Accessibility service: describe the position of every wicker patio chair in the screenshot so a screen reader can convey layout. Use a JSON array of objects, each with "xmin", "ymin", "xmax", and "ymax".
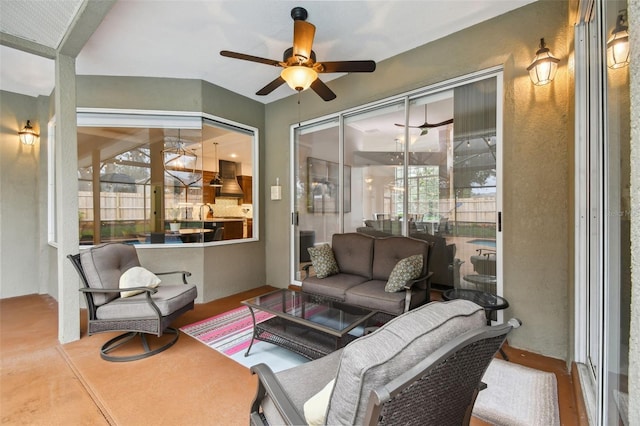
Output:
[
  {"xmin": 249, "ymin": 299, "xmax": 520, "ymax": 425},
  {"xmin": 68, "ymin": 243, "xmax": 197, "ymax": 362}
]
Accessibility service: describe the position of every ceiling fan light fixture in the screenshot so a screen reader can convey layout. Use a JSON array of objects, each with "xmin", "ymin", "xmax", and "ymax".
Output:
[{"xmin": 281, "ymin": 66, "xmax": 317, "ymax": 92}]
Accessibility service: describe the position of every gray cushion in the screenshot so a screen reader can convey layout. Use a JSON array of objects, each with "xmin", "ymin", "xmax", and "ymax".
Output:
[
  {"xmin": 95, "ymin": 284, "xmax": 197, "ymax": 320},
  {"xmin": 372, "ymin": 236, "xmax": 430, "ymax": 281},
  {"xmin": 344, "ymin": 280, "xmax": 406, "ymax": 315},
  {"xmin": 261, "ymin": 349, "xmax": 343, "ymax": 425},
  {"xmin": 302, "ymin": 273, "xmax": 369, "ymax": 300},
  {"xmin": 80, "ymin": 243, "xmax": 140, "ymax": 306},
  {"xmin": 332, "ymin": 233, "xmax": 374, "ymax": 279},
  {"xmin": 326, "ymin": 300, "xmax": 486, "ymax": 425}
]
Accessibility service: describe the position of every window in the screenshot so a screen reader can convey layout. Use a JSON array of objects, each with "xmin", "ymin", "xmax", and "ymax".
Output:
[{"xmin": 77, "ymin": 111, "xmax": 257, "ymax": 245}]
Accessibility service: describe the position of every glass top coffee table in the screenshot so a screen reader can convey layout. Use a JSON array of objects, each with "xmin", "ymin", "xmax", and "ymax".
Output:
[{"xmin": 242, "ymin": 289, "xmax": 377, "ymax": 360}]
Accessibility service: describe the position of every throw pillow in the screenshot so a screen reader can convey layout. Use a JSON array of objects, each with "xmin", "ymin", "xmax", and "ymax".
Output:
[
  {"xmin": 119, "ymin": 266, "xmax": 161, "ymax": 298},
  {"xmin": 303, "ymin": 379, "xmax": 335, "ymax": 426},
  {"xmin": 384, "ymin": 254, "xmax": 423, "ymax": 292},
  {"xmin": 307, "ymin": 244, "xmax": 339, "ymax": 278}
]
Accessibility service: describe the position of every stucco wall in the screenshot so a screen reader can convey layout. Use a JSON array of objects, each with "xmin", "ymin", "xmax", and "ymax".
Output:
[
  {"xmin": 264, "ymin": 0, "xmax": 572, "ymax": 359},
  {"xmin": 0, "ymin": 91, "xmax": 43, "ymax": 298},
  {"xmin": 627, "ymin": 0, "xmax": 639, "ymax": 423}
]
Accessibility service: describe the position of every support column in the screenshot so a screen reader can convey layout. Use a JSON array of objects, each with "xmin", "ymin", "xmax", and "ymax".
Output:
[{"xmin": 55, "ymin": 52, "xmax": 80, "ymax": 344}]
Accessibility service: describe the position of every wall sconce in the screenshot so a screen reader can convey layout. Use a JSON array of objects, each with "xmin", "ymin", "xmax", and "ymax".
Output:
[
  {"xmin": 607, "ymin": 10, "xmax": 630, "ymax": 69},
  {"xmin": 18, "ymin": 120, "xmax": 38, "ymax": 145},
  {"xmin": 527, "ymin": 38, "xmax": 559, "ymax": 86}
]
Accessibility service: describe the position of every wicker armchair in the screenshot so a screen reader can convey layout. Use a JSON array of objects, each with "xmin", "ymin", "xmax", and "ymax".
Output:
[
  {"xmin": 249, "ymin": 299, "xmax": 519, "ymax": 425},
  {"xmin": 68, "ymin": 243, "xmax": 197, "ymax": 362}
]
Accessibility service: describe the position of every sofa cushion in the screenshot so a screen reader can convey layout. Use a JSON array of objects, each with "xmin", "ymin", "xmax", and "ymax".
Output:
[
  {"xmin": 372, "ymin": 236, "xmax": 430, "ymax": 282},
  {"xmin": 384, "ymin": 254, "xmax": 423, "ymax": 292},
  {"xmin": 326, "ymin": 300, "xmax": 486, "ymax": 425},
  {"xmin": 332, "ymin": 233, "xmax": 374, "ymax": 279},
  {"xmin": 307, "ymin": 244, "xmax": 339, "ymax": 278},
  {"xmin": 345, "ymin": 280, "xmax": 406, "ymax": 314},
  {"xmin": 303, "ymin": 273, "xmax": 369, "ymax": 300},
  {"xmin": 80, "ymin": 243, "xmax": 141, "ymax": 306}
]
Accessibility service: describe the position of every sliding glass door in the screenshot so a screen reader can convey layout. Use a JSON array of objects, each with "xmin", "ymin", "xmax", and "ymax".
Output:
[{"xmin": 292, "ymin": 73, "xmax": 502, "ymax": 307}]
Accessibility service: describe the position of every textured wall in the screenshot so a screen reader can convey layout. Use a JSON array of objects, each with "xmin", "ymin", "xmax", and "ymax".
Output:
[
  {"xmin": 265, "ymin": 0, "xmax": 572, "ymax": 359},
  {"xmin": 627, "ymin": 0, "xmax": 639, "ymax": 423},
  {"xmin": 0, "ymin": 91, "xmax": 41, "ymax": 298}
]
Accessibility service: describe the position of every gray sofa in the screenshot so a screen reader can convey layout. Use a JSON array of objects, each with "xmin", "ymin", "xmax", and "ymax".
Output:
[
  {"xmin": 357, "ymin": 221, "xmax": 459, "ymax": 289},
  {"xmin": 302, "ymin": 233, "xmax": 432, "ymax": 316}
]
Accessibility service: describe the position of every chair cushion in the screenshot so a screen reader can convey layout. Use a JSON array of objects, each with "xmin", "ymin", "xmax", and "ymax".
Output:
[
  {"xmin": 119, "ymin": 266, "xmax": 161, "ymax": 298},
  {"xmin": 261, "ymin": 349, "xmax": 343, "ymax": 425},
  {"xmin": 95, "ymin": 284, "xmax": 197, "ymax": 320},
  {"xmin": 80, "ymin": 243, "xmax": 141, "ymax": 306},
  {"xmin": 307, "ymin": 244, "xmax": 339, "ymax": 278},
  {"xmin": 385, "ymin": 254, "xmax": 423, "ymax": 292},
  {"xmin": 326, "ymin": 300, "xmax": 486, "ymax": 425}
]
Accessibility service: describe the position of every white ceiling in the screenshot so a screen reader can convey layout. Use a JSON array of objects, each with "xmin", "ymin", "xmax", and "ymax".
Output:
[{"xmin": 1, "ymin": 0, "xmax": 537, "ymax": 103}]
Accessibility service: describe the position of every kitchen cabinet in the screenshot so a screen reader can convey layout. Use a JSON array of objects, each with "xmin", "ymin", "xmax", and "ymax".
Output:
[{"xmin": 238, "ymin": 176, "xmax": 252, "ymax": 204}]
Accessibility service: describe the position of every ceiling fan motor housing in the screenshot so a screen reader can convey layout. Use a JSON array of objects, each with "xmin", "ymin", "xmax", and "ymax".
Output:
[{"xmin": 291, "ymin": 7, "xmax": 308, "ymax": 21}]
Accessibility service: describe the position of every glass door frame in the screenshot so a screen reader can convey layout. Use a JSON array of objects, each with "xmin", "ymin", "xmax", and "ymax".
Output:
[{"xmin": 290, "ymin": 68, "xmax": 504, "ymax": 318}]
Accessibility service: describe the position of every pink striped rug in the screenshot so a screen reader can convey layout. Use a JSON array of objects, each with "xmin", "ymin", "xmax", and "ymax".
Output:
[{"xmin": 179, "ymin": 306, "xmax": 274, "ymax": 356}]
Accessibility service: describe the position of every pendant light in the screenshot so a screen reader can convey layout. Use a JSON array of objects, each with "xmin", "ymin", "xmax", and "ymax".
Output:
[{"xmin": 209, "ymin": 142, "xmax": 223, "ymax": 187}]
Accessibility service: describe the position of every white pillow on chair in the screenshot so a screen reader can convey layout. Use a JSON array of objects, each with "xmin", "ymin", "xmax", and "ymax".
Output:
[
  {"xmin": 303, "ymin": 379, "xmax": 335, "ymax": 426},
  {"xmin": 119, "ymin": 266, "xmax": 161, "ymax": 298}
]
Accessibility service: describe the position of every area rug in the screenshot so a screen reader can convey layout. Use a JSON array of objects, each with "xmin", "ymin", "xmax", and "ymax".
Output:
[
  {"xmin": 179, "ymin": 306, "xmax": 308, "ymax": 372},
  {"xmin": 473, "ymin": 358, "xmax": 561, "ymax": 426}
]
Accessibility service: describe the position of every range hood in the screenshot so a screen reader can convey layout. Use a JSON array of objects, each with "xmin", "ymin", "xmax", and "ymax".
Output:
[{"xmin": 218, "ymin": 160, "xmax": 244, "ymax": 198}]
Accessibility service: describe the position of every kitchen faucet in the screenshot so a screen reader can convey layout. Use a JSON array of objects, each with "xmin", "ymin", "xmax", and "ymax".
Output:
[{"xmin": 199, "ymin": 204, "xmax": 213, "ymax": 220}]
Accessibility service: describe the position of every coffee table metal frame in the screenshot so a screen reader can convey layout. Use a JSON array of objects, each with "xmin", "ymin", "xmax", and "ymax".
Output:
[{"xmin": 241, "ymin": 289, "xmax": 377, "ymax": 360}]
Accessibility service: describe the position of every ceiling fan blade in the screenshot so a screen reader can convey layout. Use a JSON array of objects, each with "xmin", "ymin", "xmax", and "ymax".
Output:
[
  {"xmin": 424, "ymin": 118, "xmax": 454, "ymax": 128},
  {"xmin": 318, "ymin": 60, "xmax": 376, "ymax": 73},
  {"xmin": 293, "ymin": 20, "xmax": 315, "ymax": 62},
  {"xmin": 310, "ymin": 79, "xmax": 336, "ymax": 101},
  {"xmin": 394, "ymin": 123, "xmax": 423, "ymax": 128},
  {"xmin": 220, "ymin": 50, "xmax": 282, "ymax": 67},
  {"xmin": 256, "ymin": 77, "xmax": 286, "ymax": 96},
  {"xmin": 394, "ymin": 118, "xmax": 454, "ymax": 129}
]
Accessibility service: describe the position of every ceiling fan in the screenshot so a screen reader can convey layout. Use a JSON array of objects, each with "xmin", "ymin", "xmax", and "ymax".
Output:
[
  {"xmin": 220, "ymin": 7, "xmax": 376, "ymax": 101},
  {"xmin": 394, "ymin": 105, "xmax": 454, "ymax": 136}
]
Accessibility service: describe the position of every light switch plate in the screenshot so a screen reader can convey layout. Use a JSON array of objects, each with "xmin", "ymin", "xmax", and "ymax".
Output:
[{"xmin": 271, "ymin": 185, "xmax": 282, "ymax": 200}]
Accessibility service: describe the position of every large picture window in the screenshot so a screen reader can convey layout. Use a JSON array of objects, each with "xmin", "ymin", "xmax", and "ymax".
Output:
[{"xmin": 77, "ymin": 111, "xmax": 257, "ymax": 245}]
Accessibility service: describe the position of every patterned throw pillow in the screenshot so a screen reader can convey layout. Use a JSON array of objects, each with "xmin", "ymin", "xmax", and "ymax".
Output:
[
  {"xmin": 384, "ymin": 255, "xmax": 423, "ymax": 292},
  {"xmin": 307, "ymin": 244, "xmax": 339, "ymax": 278}
]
